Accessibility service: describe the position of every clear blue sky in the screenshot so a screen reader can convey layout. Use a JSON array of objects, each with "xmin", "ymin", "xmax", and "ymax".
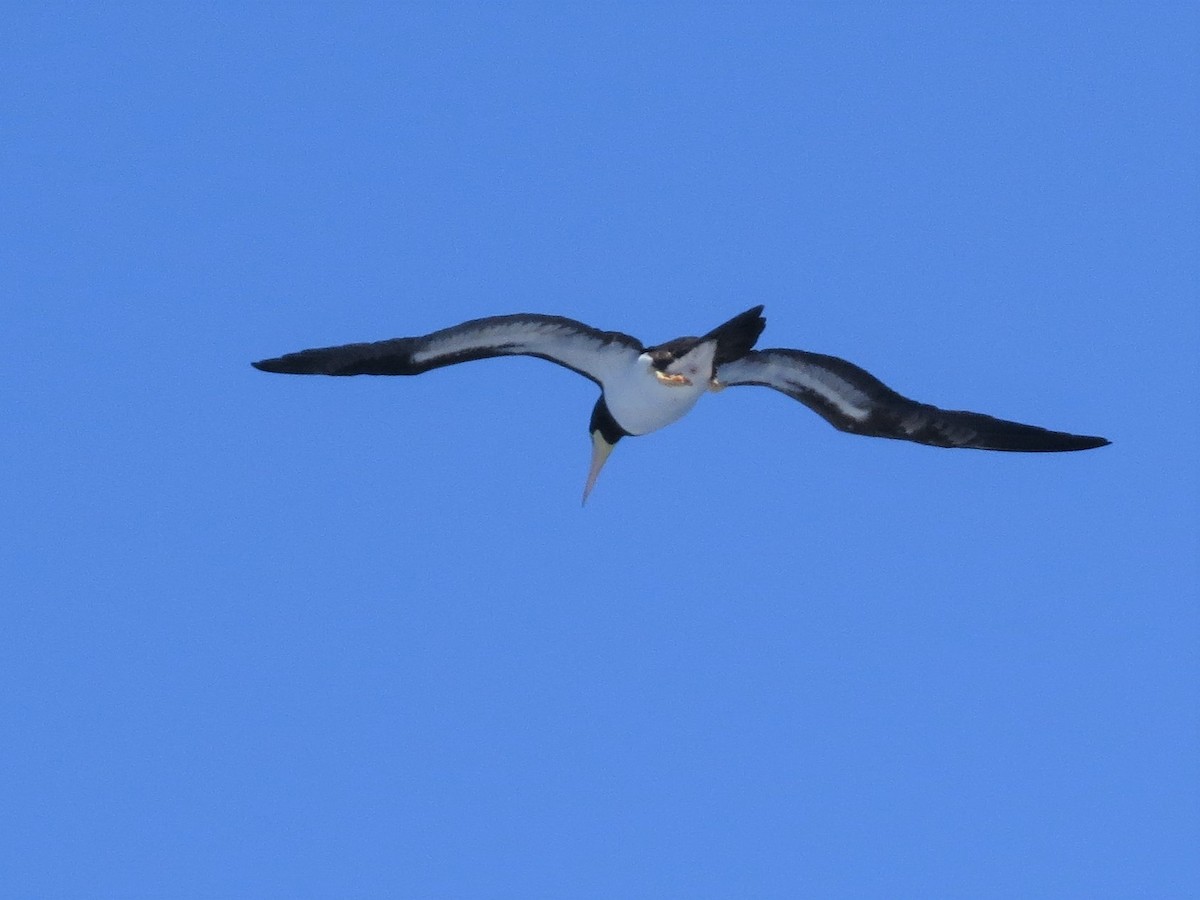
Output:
[{"xmin": 3, "ymin": 3, "xmax": 1197, "ymax": 897}]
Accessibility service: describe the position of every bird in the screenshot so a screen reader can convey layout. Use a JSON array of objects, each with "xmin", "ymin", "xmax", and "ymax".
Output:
[{"xmin": 251, "ymin": 306, "xmax": 1109, "ymax": 502}]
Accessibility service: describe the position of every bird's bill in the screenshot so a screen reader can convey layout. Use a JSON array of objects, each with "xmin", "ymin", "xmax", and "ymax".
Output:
[{"xmin": 582, "ymin": 430, "xmax": 616, "ymax": 505}]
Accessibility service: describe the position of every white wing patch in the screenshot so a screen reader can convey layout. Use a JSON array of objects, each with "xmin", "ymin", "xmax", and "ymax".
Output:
[
  {"xmin": 713, "ymin": 347, "xmax": 1107, "ymax": 452},
  {"xmin": 409, "ymin": 315, "xmax": 643, "ymax": 386},
  {"xmin": 722, "ymin": 352, "xmax": 872, "ymax": 422},
  {"xmin": 411, "ymin": 323, "xmax": 522, "ymax": 363}
]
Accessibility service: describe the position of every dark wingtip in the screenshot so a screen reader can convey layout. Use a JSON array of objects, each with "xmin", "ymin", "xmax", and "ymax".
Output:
[
  {"xmin": 1022, "ymin": 432, "xmax": 1111, "ymax": 452},
  {"xmin": 251, "ymin": 351, "xmax": 334, "ymax": 374}
]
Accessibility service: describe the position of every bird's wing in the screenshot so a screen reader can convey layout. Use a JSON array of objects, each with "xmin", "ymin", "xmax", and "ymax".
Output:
[
  {"xmin": 716, "ymin": 349, "xmax": 1109, "ymax": 451},
  {"xmin": 252, "ymin": 314, "xmax": 645, "ymax": 387}
]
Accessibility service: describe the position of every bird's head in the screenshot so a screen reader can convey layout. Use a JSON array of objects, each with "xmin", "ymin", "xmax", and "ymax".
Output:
[{"xmin": 583, "ymin": 398, "xmax": 629, "ymax": 504}]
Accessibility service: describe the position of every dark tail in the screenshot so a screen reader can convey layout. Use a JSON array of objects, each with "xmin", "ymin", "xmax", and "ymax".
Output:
[{"xmin": 705, "ymin": 305, "xmax": 767, "ymax": 367}]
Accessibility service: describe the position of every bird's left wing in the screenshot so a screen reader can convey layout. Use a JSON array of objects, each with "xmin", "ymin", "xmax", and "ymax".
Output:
[
  {"xmin": 716, "ymin": 349, "xmax": 1109, "ymax": 451},
  {"xmin": 252, "ymin": 314, "xmax": 644, "ymax": 387}
]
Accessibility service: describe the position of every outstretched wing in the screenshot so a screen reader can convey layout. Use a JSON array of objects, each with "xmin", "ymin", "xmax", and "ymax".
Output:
[
  {"xmin": 252, "ymin": 314, "xmax": 645, "ymax": 387},
  {"xmin": 716, "ymin": 349, "xmax": 1109, "ymax": 451}
]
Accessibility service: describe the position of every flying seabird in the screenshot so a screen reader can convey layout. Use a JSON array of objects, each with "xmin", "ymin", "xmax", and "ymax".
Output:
[{"xmin": 252, "ymin": 306, "xmax": 1109, "ymax": 502}]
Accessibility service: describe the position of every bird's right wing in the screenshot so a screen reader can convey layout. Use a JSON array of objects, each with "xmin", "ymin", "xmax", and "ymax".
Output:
[
  {"xmin": 716, "ymin": 348, "xmax": 1109, "ymax": 451},
  {"xmin": 252, "ymin": 314, "xmax": 645, "ymax": 387}
]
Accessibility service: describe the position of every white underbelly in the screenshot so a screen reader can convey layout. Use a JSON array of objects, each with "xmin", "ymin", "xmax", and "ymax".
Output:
[{"xmin": 603, "ymin": 369, "xmax": 708, "ymax": 436}]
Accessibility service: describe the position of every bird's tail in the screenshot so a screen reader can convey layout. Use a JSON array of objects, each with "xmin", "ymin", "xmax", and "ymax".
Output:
[{"xmin": 704, "ymin": 306, "xmax": 767, "ymax": 366}]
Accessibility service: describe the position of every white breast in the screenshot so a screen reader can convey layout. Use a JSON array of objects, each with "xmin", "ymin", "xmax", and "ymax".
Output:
[{"xmin": 602, "ymin": 342, "xmax": 716, "ymax": 436}]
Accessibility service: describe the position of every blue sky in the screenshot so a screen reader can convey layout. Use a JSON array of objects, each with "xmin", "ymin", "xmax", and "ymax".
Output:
[{"xmin": 3, "ymin": 3, "xmax": 1197, "ymax": 896}]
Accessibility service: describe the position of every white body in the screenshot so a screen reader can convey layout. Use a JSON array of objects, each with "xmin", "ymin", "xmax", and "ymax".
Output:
[{"xmin": 602, "ymin": 342, "xmax": 717, "ymax": 435}]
